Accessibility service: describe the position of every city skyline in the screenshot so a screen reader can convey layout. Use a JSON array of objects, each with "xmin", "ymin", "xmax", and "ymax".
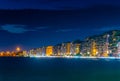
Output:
[{"xmin": 1, "ymin": 30, "xmax": 120, "ymax": 58}]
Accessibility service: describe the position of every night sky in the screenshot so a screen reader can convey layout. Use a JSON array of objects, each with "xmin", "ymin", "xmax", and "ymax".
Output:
[{"xmin": 0, "ymin": 0, "xmax": 120, "ymax": 51}]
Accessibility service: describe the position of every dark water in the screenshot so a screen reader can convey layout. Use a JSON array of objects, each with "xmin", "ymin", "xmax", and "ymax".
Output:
[{"xmin": 1, "ymin": 57, "xmax": 120, "ymax": 81}]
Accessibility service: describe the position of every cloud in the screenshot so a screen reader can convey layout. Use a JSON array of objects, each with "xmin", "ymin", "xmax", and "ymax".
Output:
[
  {"xmin": 1, "ymin": 24, "xmax": 34, "ymax": 33},
  {"xmin": 1, "ymin": 24, "xmax": 48, "ymax": 33},
  {"xmin": 56, "ymin": 28, "xmax": 80, "ymax": 32},
  {"xmin": 36, "ymin": 27, "xmax": 48, "ymax": 29}
]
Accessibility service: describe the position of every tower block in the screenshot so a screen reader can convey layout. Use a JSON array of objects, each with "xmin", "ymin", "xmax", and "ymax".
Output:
[{"xmin": 91, "ymin": 41, "xmax": 98, "ymax": 56}]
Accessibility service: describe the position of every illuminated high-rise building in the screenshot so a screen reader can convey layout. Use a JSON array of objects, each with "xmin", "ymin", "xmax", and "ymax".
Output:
[
  {"xmin": 66, "ymin": 43, "xmax": 71, "ymax": 55},
  {"xmin": 29, "ymin": 49, "xmax": 35, "ymax": 56},
  {"xmin": 61, "ymin": 43, "xmax": 66, "ymax": 56},
  {"xmin": 46, "ymin": 46, "xmax": 53, "ymax": 56},
  {"xmin": 41, "ymin": 47, "xmax": 46, "ymax": 56},
  {"xmin": 53, "ymin": 46, "xmax": 58, "ymax": 56},
  {"xmin": 117, "ymin": 42, "xmax": 120, "ymax": 56},
  {"xmin": 75, "ymin": 44, "xmax": 80, "ymax": 54},
  {"xmin": 91, "ymin": 41, "xmax": 98, "ymax": 56},
  {"xmin": 70, "ymin": 43, "xmax": 75, "ymax": 55},
  {"xmin": 57, "ymin": 46, "xmax": 61, "ymax": 55},
  {"xmin": 102, "ymin": 34, "xmax": 110, "ymax": 57},
  {"xmin": 36, "ymin": 48, "xmax": 42, "ymax": 56},
  {"xmin": 22, "ymin": 51, "xmax": 27, "ymax": 57}
]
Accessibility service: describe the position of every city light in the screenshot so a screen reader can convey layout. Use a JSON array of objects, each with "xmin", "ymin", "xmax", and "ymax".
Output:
[
  {"xmin": 0, "ymin": 30, "xmax": 120, "ymax": 58},
  {"xmin": 16, "ymin": 47, "xmax": 21, "ymax": 52}
]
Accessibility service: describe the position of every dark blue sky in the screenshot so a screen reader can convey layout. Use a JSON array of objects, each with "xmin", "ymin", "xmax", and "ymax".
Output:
[
  {"xmin": 0, "ymin": 0, "xmax": 120, "ymax": 51},
  {"xmin": 0, "ymin": 0, "xmax": 120, "ymax": 9}
]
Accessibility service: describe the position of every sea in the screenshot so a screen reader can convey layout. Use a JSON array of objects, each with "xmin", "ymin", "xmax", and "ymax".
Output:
[{"xmin": 1, "ymin": 57, "xmax": 120, "ymax": 81}]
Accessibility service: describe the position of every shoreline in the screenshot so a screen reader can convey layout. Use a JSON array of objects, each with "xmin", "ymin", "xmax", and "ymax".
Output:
[
  {"xmin": 14, "ymin": 56, "xmax": 120, "ymax": 59},
  {"xmin": 1, "ymin": 56, "xmax": 120, "ymax": 59}
]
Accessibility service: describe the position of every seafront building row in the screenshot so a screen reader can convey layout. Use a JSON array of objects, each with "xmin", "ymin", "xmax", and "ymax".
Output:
[
  {"xmin": 0, "ymin": 43, "xmax": 80, "ymax": 57},
  {"xmin": 0, "ymin": 30, "xmax": 120, "ymax": 57},
  {"xmin": 29, "ymin": 43, "xmax": 80, "ymax": 57}
]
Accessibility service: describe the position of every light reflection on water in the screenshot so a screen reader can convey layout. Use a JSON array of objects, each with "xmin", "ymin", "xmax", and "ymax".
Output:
[{"xmin": 1, "ymin": 57, "xmax": 120, "ymax": 81}]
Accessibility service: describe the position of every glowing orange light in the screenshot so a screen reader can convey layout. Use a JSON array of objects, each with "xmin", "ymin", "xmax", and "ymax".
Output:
[
  {"xmin": 16, "ymin": 47, "xmax": 21, "ymax": 52},
  {"xmin": 6, "ymin": 51, "xmax": 10, "ymax": 54}
]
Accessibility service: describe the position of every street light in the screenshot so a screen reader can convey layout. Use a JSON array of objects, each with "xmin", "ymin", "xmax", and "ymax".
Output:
[{"xmin": 16, "ymin": 47, "xmax": 21, "ymax": 52}]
